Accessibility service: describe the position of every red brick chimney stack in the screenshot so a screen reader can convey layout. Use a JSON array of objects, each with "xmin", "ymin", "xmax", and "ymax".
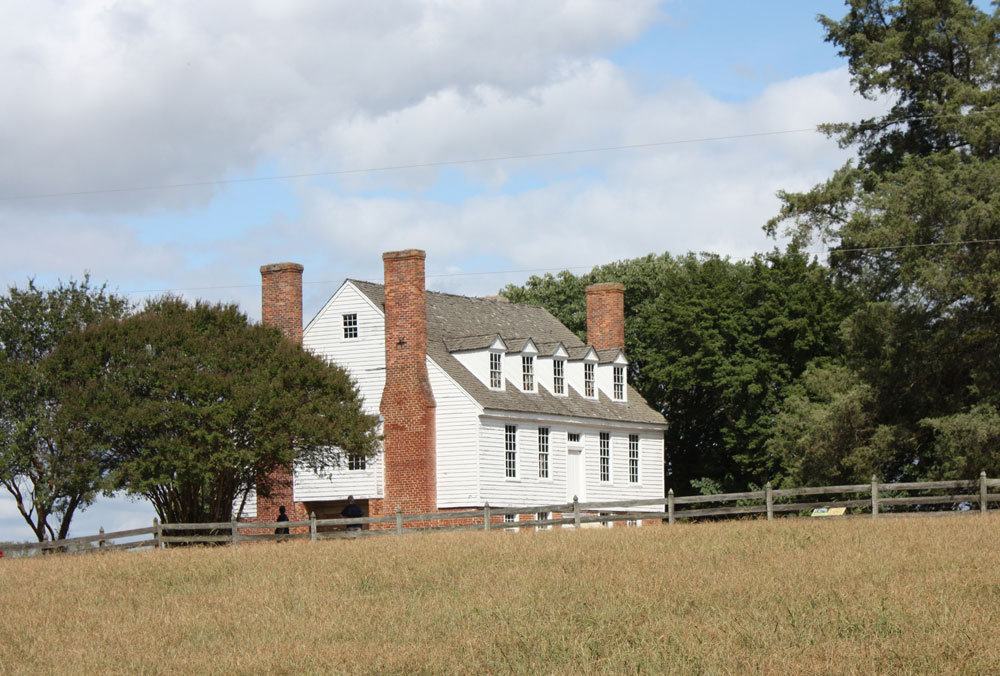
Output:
[
  {"xmin": 260, "ymin": 262, "xmax": 304, "ymax": 345},
  {"xmin": 585, "ymin": 282, "xmax": 626, "ymax": 351},
  {"xmin": 256, "ymin": 262, "xmax": 305, "ymax": 526},
  {"xmin": 378, "ymin": 249, "xmax": 437, "ymax": 516}
]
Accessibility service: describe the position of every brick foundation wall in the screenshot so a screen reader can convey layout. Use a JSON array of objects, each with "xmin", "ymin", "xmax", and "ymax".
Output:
[
  {"xmin": 585, "ymin": 282, "xmax": 625, "ymax": 351},
  {"xmin": 250, "ymin": 262, "xmax": 305, "ymax": 531},
  {"xmin": 376, "ymin": 249, "xmax": 437, "ymax": 519}
]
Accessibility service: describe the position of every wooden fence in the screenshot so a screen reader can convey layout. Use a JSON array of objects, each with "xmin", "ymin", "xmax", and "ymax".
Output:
[{"xmin": 3, "ymin": 472, "xmax": 998, "ymax": 555}]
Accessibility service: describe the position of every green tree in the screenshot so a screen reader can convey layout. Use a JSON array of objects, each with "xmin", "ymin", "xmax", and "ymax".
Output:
[
  {"xmin": 45, "ymin": 297, "xmax": 379, "ymax": 525},
  {"xmin": 0, "ymin": 278, "xmax": 130, "ymax": 541},
  {"xmin": 767, "ymin": 0, "xmax": 1000, "ymax": 482},
  {"xmin": 503, "ymin": 251, "xmax": 857, "ymax": 493}
]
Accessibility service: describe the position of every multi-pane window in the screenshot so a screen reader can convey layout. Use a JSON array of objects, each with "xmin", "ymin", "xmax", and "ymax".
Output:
[
  {"xmin": 567, "ymin": 432, "xmax": 581, "ymax": 444},
  {"xmin": 536, "ymin": 512, "xmax": 550, "ymax": 531},
  {"xmin": 503, "ymin": 513, "xmax": 516, "ymax": 525},
  {"xmin": 613, "ymin": 366, "xmax": 625, "ymax": 400},
  {"xmin": 599, "ymin": 432, "xmax": 610, "ymax": 482},
  {"xmin": 629, "ymin": 434, "xmax": 639, "ymax": 483},
  {"xmin": 342, "ymin": 313, "xmax": 358, "ymax": 339},
  {"xmin": 490, "ymin": 352, "xmax": 503, "ymax": 389},
  {"xmin": 505, "ymin": 425, "xmax": 517, "ymax": 478},
  {"xmin": 522, "ymin": 355, "xmax": 534, "ymax": 391},
  {"xmin": 537, "ymin": 428, "xmax": 549, "ymax": 478},
  {"xmin": 584, "ymin": 362, "xmax": 595, "ymax": 397},
  {"xmin": 553, "ymin": 359, "xmax": 565, "ymax": 394},
  {"xmin": 348, "ymin": 453, "xmax": 366, "ymax": 471}
]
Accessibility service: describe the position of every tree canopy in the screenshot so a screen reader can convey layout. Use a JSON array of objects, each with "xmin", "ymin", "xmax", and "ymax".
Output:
[
  {"xmin": 46, "ymin": 297, "xmax": 379, "ymax": 525},
  {"xmin": 766, "ymin": 0, "xmax": 1000, "ymax": 483},
  {"xmin": 0, "ymin": 278, "xmax": 130, "ymax": 541}
]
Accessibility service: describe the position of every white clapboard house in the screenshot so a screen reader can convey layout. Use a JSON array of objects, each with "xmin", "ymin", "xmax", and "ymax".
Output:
[{"xmin": 246, "ymin": 250, "xmax": 666, "ymax": 526}]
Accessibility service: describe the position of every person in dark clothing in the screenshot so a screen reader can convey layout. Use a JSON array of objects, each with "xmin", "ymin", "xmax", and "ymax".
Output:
[
  {"xmin": 341, "ymin": 496, "xmax": 363, "ymax": 531},
  {"xmin": 275, "ymin": 505, "xmax": 290, "ymax": 536}
]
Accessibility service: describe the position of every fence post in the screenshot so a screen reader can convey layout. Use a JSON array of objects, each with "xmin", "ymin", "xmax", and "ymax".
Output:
[
  {"xmin": 310, "ymin": 512, "xmax": 317, "ymax": 541},
  {"xmin": 154, "ymin": 518, "xmax": 162, "ymax": 549},
  {"xmin": 231, "ymin": 519, "xmax": 238, "ymax": 546},
  {"xmin": 395, "ymin": 506, "xmax": 403, "ymax": 535},
  {"xmin": 573, "ymin": 495, "xmax": 581, "ymax": 529},
  {"xmin": 98, "ymin": 527, "xmax": 105, "ymax": 549},
  {"xmin": 981, "ymin": 471, "xmax": 988, "ymax": 514},
  {"xmin": 871, "ymin": 475, "xmax": 879, "ymax": 519},
  {"xmin": 765, "ymin": 482, "xmax": 773, "ymax": 522},
  {"xmin": 667, "ymin": 489, "xmax": 675, "ymax": 525},
  {"xmin": 483, "ymin": 502, "xmax": 491, "ymax": 532}
]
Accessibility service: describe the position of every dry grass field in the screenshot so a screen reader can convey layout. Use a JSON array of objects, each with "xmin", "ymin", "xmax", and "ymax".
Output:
[{"xmin": 2, "ymin": 515, "xmax": 998, "ymax": 676}]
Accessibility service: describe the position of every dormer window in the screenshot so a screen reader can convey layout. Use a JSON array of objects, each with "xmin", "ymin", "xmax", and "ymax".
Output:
[
  {"xmin": 584, "ymin": 362, "xmax": 595, "ymax": 398},
  {"xmin": 342, "ymin": 313, "xmax": 358, "ymax": 339},
  {"xmin": 553, "ymin": 359, "xmax": 565, "ymax": 395},
  {"xmin": 522, "ymin": 355, "xmax": 534, "ymax": 391},
  {"xmin": 490, "ymin": 351, "xmax": 503, "ymax": 389},
  {"xmin": 613, "ymin": 366, "xmax": 624, "ymax": 400}
]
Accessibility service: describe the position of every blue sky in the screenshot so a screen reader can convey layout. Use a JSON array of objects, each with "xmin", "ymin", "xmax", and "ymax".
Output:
[{"xmin": 0, "ymin": 0, "xmax": 898, "ymax": 541}]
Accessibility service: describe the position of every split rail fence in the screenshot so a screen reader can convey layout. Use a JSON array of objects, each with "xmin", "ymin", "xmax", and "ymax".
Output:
[{"xmin": 3, "ymin": 472, "xmax": 998, "ymax": 555}]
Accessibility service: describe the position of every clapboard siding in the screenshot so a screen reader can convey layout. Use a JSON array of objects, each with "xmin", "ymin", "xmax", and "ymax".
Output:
[
  {"xmin": 428, "ymin": 358, "xmax": 483, "ymax": 507},
  {"xmin": 293, "ymin": 282, "xmax": 387, "ymax": 501},
  {"xmin": 479, "ymin": 420, "xmax": 663, "ymax": 510},
  {"xmin": 303, "ymin": 282, "xmax": 386, "ymax": 417},
  {"xmin": 582, "ymin": 430, "xmax": 664, "ymax": 511}
]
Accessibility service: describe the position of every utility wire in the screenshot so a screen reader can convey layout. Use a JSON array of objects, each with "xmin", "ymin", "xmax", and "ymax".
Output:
[
  {"xmin": 120, "ymin": 238, "xmax": 1000, "ymax": 295},
  {"xmin": 3, "ymin": 107, "xmax": 996, "ymax": 203},
  {"xmin": 0, "ymin": 128, "xmax": 815, "ymax": 202}
]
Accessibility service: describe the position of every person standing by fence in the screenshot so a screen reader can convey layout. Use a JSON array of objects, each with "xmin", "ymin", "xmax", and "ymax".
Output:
[
  {"xmin": 341, "ymin": 496, "xmax": 363, "ymax": 531},
  {"xmin": 275, "ymin": 506, "xmax": 290, "ymax": 537}
]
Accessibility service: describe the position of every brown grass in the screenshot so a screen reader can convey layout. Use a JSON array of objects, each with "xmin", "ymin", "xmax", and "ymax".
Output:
[{"xmin": 1, "ymin": 515, "xmax": 999, "ymax": 675}]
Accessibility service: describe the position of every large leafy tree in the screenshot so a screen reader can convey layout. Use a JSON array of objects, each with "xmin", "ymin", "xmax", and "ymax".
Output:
[
  {"xmin": 503, "ymin": 251, "xmax": 857, "ymax": 493},
  {"xmin": 766, "ymin": 0, "xmax": 1000, "ymax": 483},
  {"xmin": 0, "ymin": 278, "xmax": 130, "ymax": 541},
  {"xmin": 45, "ymin": 297, "xmax": 379, "ymax": 524}
]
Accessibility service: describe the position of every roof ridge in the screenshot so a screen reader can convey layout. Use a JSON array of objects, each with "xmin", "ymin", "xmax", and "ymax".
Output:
[{"xmin": 346, "ymin": 278, "xmax": 547, "ymax": 310}]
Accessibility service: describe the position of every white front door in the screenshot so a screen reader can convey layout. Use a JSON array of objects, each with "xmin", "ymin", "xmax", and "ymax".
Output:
[{"xmin": 566, "ymin": 448, "xmax": 583, "ymax": 502}]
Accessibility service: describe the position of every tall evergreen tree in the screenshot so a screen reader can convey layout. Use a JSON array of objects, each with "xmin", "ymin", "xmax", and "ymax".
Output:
[{"xmin": 767, "ymin": 0, "xmax": 1000, "ymax": 482}]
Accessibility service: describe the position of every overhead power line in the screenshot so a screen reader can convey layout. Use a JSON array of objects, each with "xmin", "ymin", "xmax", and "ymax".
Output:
[
  {"xmin": 120, "ymin": 238, "xmax": 1000, "ymax": 296},
  {"xmin": 1, "ymin": 128, "xmax": 816, "ymax": 203},
  {"xmin": 3, "ymin": 107, "xmax": 996, "ymax": 203}
]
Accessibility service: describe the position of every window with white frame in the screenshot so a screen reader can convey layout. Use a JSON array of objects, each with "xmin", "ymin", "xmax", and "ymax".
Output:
[
  {"xmin": 629, "ymin": 434, "xmax": 639, "ymax": 483},
  {"xmin": 505, "ymin": 425, "xmax": 517, "ymax": 478},
  {"xmin": 553, "ymin": 359, "xmax": 565, "ymax": 394},
  {"xmin": 584, "ymin": 362, "xmax": 596, "ymax": 397},
  {"xmin": 522, "ymin": 355, "xmax": 534, "ymax": 391},
  {"xmin": 613, "ymin": 366, "xmax": 625, "ymax": 400},
  {"xmin": 599, "ymin": 432, "xmax": 610, "ymax": 482},
  {"xmin": 567, "ymin": 432, "xmax": 581, "ymax": 444},
  {"xmin": 537, "ymin": 428, "xmax": 549, "ymax": 479},
  {"xmin": 536, "ymin": 511, "xmax": 550, "ymax": 531},
  {"xmin": 503, "ymin": 513, "xmax": 516, "ymax": 525},
  {"xmin": 342, "ymin": 313, "xmax": 358, "ymax": 339},
  {"xmin": 490, "ymin": 352, "xmax": 503, "ymax": 389},
  {"xmin": 348, "ymin": 453, "xmax": 366, "ymax": 471}
]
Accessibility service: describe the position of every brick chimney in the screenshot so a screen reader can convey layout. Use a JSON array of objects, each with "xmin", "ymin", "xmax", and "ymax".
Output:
[
  {"xmin": 260, "ymin": 262, "xmax": 304, "ymax": 344},
  {"xmin": 585, "ymin": 282, "xmax": 626, "ymax": 351},
  {"xmin": 378, "ymin": 249, "xmax": 437, "ymax": 516},
  {"xmin": 255, "ymin": 262, "xmax": 305, "ymax": 526}
]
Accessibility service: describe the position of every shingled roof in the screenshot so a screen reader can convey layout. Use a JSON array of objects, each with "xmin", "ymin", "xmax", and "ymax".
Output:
[{"xmin": 349, "ymin": 280, "xmax": 666, "ymax": 426}]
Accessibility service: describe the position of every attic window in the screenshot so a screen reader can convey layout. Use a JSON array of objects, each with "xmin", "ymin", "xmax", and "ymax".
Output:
[
  {"xmin": 342, "ymin": 313, "xmax": 358, "ymax": 339},
  {"xmin": 553, "ymin": 359, "xmax": 565, "ymax": 395},
  {"xmin": 522, "ymin": 355, "xmax": 534, "ymax": 391},
  {"xmin": 584, "ymin": 363, "xmax": 595, "ymax": 398},
  {"xmin": 613, "ymin": 366, "xmax": 625, "ymax": 401},
  {"xmin": 490, "ymin": 352, "xmax": 503, "ymax": 389}
]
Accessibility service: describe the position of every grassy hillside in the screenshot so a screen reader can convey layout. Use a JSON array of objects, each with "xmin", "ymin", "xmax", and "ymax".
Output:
[{"xmin": 2, "ymin": 516, "xmax": 998, "ymax": 675}]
